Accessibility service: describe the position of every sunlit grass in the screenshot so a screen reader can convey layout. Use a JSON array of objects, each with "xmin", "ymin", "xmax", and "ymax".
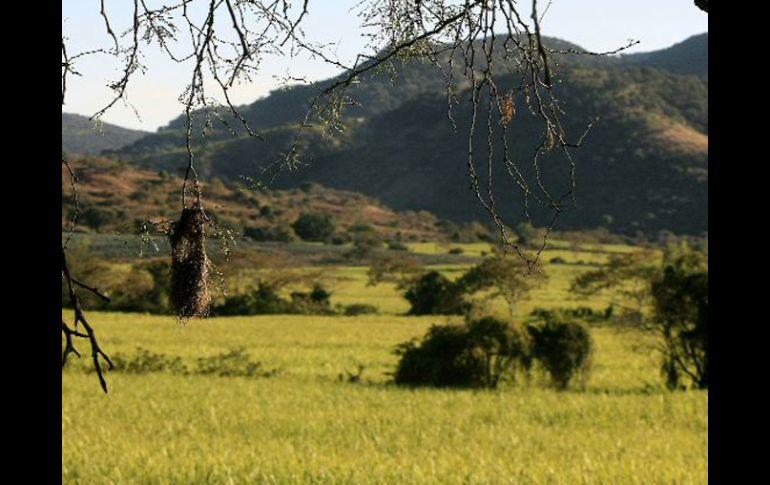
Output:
[{"xmin": 62, "ymin": 241, "xmax": 705, "ymax": 483}]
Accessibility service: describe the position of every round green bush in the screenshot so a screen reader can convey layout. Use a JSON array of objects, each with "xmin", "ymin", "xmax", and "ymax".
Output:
[
  {"xmin": 394, "ymin": 317, "xmax": 528, "ymax": 388},
  {"xmin": 527, "ymin": 318, "xmax": 593, "ymax": 389}
]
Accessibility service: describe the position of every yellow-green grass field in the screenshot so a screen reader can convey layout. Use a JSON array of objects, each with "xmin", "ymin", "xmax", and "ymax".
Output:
[{"xmin": 62, "ymin": 243, "xmax": 706, "ymax": 483}]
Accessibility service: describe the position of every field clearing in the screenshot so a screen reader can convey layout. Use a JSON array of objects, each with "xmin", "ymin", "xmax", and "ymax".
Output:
[
  {"xmin": 63, "ymin": 312, "xmax": 707, "ymax": 483},
  {"xmin": 62, "ymin": 241, "xmax": 704, "ymax": 483},
  {"xmin": 235, "ymin": 261, "xmax": 618, "ymax": 319},
  {"xmin": 224, "ymin": 241, "xmax": 626, "ymax": 318}
]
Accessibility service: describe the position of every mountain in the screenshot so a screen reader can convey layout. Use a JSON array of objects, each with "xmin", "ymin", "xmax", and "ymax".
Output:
[
  {"xmin": 62, "ymin": 113, "xmax": 150, "ymax": 155},
  {"xmin": 622, "ymin": 33, "xmax": 708, "ymax": 78},
  {"xmin": 97, "ymin": 34, "xmax": 707, "ymax": 236}
]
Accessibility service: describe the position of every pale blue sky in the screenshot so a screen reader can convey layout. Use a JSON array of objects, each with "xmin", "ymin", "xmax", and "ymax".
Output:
[{"xmin": 62, "ymin": 1, "xmax": 707, "ymax": 131}]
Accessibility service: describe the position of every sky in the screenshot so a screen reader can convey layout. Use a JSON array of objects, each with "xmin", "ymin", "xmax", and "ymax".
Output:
[{"xmin": 62, "ymin": 1, "xmax": 708, "ymax": 131}]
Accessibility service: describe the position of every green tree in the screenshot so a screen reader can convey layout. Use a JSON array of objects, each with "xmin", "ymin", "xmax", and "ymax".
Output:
[
  {"xmin": 571, "ymin": 242, "xmax": 707, "ymax": 389},
  {"xmin": 651, "ymin": 248, "xmax": 708, "ymax": 389},
  {"xmin": 367, "ymin": 254, "xmax": 425, "ymax": 290},
  {"xmin": 515, "ymin": 222, "xmax": 539, "ymax": 247},
  {"xmin": 458, "ymin": 252, "xmax": 547, "ymax": 322},
  {"xmin": 404, "ymin": 271, "xmax": 468, "ymax": 316},
  {"xmin": 292, "ymin": 212, "xmax": 336, "ymax": 242},
  {"xmin": 570, "ymin": 250, "xmax": 660, "ymax": 325},
  {"xmin": 393, "ymin": 317, "xmax": 529, "ymax": 389},
  {"xmin": 527, "ymin": 315, "xmax": 593, "ymax": 390}
]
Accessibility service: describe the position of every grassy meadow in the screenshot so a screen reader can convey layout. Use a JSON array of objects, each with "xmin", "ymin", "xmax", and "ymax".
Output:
[{"xmin": 62, "ymin": 242, "xmax": 707, "ymax": 483}]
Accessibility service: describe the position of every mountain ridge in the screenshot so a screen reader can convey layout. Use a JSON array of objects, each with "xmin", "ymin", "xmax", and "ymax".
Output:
[
  {"xmin": 65, "ymin": 34, "xmax": 708, "ymax": 236},
  {"xmin": 62, "ymin": 113, "xmax": 150, "ymax": 155}
]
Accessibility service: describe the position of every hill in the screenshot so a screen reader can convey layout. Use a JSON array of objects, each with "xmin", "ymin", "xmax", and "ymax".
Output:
[
  {"xmin": 62, "ymin": 113, "xmax": 150, "ymax": 155},
  {"xmin": 61, "ymin": 155, "xmax": 455, "ymax": 242},
  {"xmin": 621, "ymin": 33, "xmax": 708, "ymax": 78},
  {"xmin": 96, "ymin": 34, "xmax": 707, "ymax": 236}
]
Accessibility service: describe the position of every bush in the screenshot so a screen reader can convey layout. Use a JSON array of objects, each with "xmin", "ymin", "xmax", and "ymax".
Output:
[
  {"xmin": 214, "ymin": 281, "xmax": 294, "ymax": 315},
  {"xmin": 527, "ymin": 317, "xmax": 593, "ymax": 389},
  {"xmin": 448, "ymin": 247, "xmax": 464, "ymax": 255},
  {"xmin": 343, "ymin": 304, "xmax": 379, "ymax": 316},
  {"xmin": 387, "ymin": 241, "xmax": 409, "ymax": 251},
  {"xmin": 348, "ymin": 223, "xmax": 375, "ymax": 233},
  {"xmin": 393, "ymin": 317, "xmax": 528, "ymax": 388},
  {"xmin": 290, "ymin": 284, "xmax": 334, "ymax": 314},
  {"xmin": 404, "ymin": 271, "xmax": 468, "ymax": 315},
  {"xmin": 243, "ymin": 224, "xmax": 297, "ymax": 242},
  {"xmin": 530, "ymin": 307, "xmax": 608, "ymax": 325},
  {"xmin": 110, "ymin": 347, "xmax": 187, "ymax": 374},
  {"xmin": 330, "ymin": 233, "xmax": 351, "ymax": 245},
  {"xmin": 259, "ymin": 205, "xmax": 274, "ymax": 218},
  {"xmin": 109, "ymin": 347, "xmax": 278, "ymax": 378},
  {"xmin": 292, "ymin": 212, "xmax": 336, "ymax": 242},
  {"xmin": 79, "ymin": 206, "xmax": 121, "ymax": 230},
  {"xmin": 195, "ymin": 348, "xmax": 277, "ymax": 378},
  {"xmin": 214, "ymin": 282, "xmax": 335, "ymax": 316}
]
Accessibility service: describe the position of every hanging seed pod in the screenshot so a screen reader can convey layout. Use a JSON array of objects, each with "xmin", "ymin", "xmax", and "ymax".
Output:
[
  {"xmin": 502, "ymin": 95, "xmax": 515, "ymax": 126},
  {"xmin": 169, "ymin": 206, "xmax": 211, "ymax": 319}
]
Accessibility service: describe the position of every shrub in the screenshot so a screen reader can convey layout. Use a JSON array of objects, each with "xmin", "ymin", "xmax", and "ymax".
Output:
[
  {"xmin": 79, "ymin": 206, "xmax": 117, "ymax": 230},
  {"xmin": 530, "ymin": 307, "xmax": 608, "ymax": 325},
  {"xmin": 516, "ymin": 222, "xmax": 545, "ymax": 246},
  {"xmin": 110, "ymin": 347, "xmax": 187, "ymax": 374},
  {"xmin": 387, "ymin": 241, "xmax": 409, "ymax": 251},
  {"xmin": 259, "ymin": 205, "xmax": 274, "ymax": 218},
  {"xmin": 109, "ymin": 347, "xmax": 278, "ymax": 378},
  {"xmin": 243, "ymin": 224, "xmax": 297, "ymax": 242},
  {"xmin": 448, "ymin": 247, "xmax": 464, "ymax": 255},
  {"xmin": 214, "ymin": 281, "xmax": 294, "ymax": 315},
  {"xmin": 214, "ymin": 282, "xmax": 335, "ymax": 316},
  {"xmin": 195, "ymin": 348, "xmax": 277, "ymax": 378},
  {"xmin": 404, "ymin": 271, "xmax": 468, "ymax": 315},
  {"xmin": 343, "ymin": 304, "xmax": 379, "ymax": 316},
  {"xmin": 527, "ymin": 317, "xmax": 593, "ymax": 390},
  {"xmin": 292, "ymin": 212, "xmax": 336, "ymax": 242},
  {"xmin": 348, "ymin": 223, "xmax": 375, "ymax": 233},
  {"xmin": 393, "ymin": 317, "xmax": 528, "ymax": 388},
  {"xmin": 330, "ymin": 233, "xmax": 351, "ymax": 245},
  {"xmin": 290, "ymin": 284, "xmax": 334, "ymax": 314},
  {"xmin": 347, "ymin": 232, "xmax": 384, "ymax": 259},
  {"xmin": 394, "ymin": 324, "xmax": 475, "ymax": 387}
]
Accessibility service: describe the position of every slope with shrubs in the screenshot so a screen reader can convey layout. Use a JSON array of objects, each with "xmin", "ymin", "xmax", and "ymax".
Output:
[{"xmin": 61, "ymin": 154, "xmax": 446, "ymax": 242}]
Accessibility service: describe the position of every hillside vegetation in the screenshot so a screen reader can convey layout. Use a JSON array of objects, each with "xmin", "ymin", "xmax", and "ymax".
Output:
[
  {"xmin": 103, "ymin": 34, "xmax": 708, "ymax": 236},
  {"xmin": 61, "ymin": 155, "xmax": 446, "ymax": 242}
]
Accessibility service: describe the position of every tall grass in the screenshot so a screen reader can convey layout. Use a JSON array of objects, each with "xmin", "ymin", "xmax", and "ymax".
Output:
[{"xmin": 62, "ymin": 242, "xmax": 704, "ymax": 483}]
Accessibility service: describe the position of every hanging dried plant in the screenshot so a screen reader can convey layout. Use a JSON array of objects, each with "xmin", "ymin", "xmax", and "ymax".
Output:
[{"xmin": 169, "ymin": 205, "xmax": 211, "ymax": 319}]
